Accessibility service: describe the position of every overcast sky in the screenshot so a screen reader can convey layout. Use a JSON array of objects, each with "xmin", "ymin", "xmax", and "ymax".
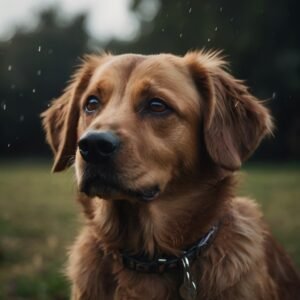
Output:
[{"xmin": 0, "ymin": 0, "xmax": 141, "ymax": 41}]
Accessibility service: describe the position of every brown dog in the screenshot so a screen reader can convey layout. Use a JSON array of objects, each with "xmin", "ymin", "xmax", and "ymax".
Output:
[{"xmin": 42, "ymin": 51, "xmax": 300, "ymax": 300}]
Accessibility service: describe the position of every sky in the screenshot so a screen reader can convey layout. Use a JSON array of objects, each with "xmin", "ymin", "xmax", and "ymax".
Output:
[{"xmin": 0, "ymin": 0, "xmax": 141, "ymax": 41}]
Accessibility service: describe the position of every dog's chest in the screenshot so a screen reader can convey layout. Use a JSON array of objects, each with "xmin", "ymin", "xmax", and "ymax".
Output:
[{"xmin": 110, "ymin": 266, "xmax": 203, "ymax": 300}]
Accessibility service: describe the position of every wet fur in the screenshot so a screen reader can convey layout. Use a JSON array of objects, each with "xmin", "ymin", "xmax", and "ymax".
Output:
[{"xmin": 42, "ymin": 51, "xmax": 300, "ymax": 299}]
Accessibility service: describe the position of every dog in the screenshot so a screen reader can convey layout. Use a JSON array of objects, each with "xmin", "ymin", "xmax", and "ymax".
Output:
[{"xmin": 42, "ymin": 51, "xmax": 300, "ymax": 299}]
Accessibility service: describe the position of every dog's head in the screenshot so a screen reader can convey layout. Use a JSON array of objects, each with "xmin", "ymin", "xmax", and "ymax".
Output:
[{"xmin": 42, "ymin": 51, "xmax": 272, "ymax": 202}]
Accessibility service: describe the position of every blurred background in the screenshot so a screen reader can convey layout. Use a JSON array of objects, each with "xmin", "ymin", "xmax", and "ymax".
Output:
[{"xmin": 0, "ymin": 0, "xmax": 299, "ymax": 299}]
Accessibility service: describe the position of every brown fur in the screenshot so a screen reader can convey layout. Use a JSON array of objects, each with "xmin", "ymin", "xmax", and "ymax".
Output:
[{"xmin": 42, "ymin": 51, "xmax": 300, "ymax": 299}]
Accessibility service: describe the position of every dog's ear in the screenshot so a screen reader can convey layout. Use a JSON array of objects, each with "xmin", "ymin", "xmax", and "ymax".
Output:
[
  {"xmin": 41, "ymin": 54, "xmax": 109, "ymax": 172},
  {"xmin": 185, "ymin": 51, "xmax": 273, "ymax": 171}
]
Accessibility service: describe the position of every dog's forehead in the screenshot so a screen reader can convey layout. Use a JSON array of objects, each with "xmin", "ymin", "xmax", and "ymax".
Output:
[
  {"xmin": 102, "ymin": 54, "xmax": 146, "ymax": 77},
  {"xmin": 91, "ymin": 53, "xmax": 190, "ymax": 85},
  {"xmin": 91, "ymin": 54, "xmax": 144, "ymax": 81}
]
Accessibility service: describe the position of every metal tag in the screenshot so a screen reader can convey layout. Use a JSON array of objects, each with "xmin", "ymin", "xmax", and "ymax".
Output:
[{"xmin": 179, "ymin": 256, "xmax": 197, "ymax": 300}]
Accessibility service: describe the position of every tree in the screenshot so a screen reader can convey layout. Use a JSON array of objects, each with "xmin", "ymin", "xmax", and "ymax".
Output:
[{"xmin": 0, "ymin": 9, "xmax": 90, "ymax": 156}]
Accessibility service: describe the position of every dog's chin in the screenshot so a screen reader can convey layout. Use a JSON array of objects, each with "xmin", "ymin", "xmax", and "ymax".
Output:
[{"xmin": 79, "ymin": 178, "xmax": 160, "ymax": 202}]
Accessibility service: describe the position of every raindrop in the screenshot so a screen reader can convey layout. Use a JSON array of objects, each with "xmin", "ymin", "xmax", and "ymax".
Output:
[
  {"xmin": 20, "ymin": 115, "xmax": 25, "ymax": 122},
  {"xmin": 179, "ymin": 33, "xmax": 183, "ymax": 38},
  {"xmin": 207, "ymin": 38, "xmax": 211, "ymax": 42},
  {"xmin": 37, "ymin": 70, "xmax": 42, "ymax": 76},
  {"xmin": 272, "ymin": 92, "xmax": 276, "ymax": 99},
  {"xmin": 7, "ymin": 143, "xmax": 11, "ymax": 148},
  {"xmin": 38, "ymin": 45, "xmax": 42, "ymax": 52},
  {"xmin": 188, "ymin": 8, "xmax": 192, "ymax": 14},
  {"xmin": 214, "ymin": 26, "xmax": 218, "ymax": 31},
  {"xmin": 8, "ymin": 65, "xmax": 12, "ymax": 71},
  {"xmin": 220, "ymin": 7, "xmax": 223, "ymax": 12},
  {"xmin": 2, "ymin": 103, "xmax": 6, "ymax": 111},
  {"xmin": 161, "ymin": 28, "xmax": 165, "ymax": 32},
  {"xmin": 32, "ymin": 89, "xmax": 36, "ymax": 93}
]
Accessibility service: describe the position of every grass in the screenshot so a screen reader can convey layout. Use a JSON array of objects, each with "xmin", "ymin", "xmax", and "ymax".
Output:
[
  {"xmin": 0, "ymin": 160, "xmax": 299, "ymax": 299},
  {"xmin": 0, "ymin": 161, "xmax": 78, "ymax": 300}
]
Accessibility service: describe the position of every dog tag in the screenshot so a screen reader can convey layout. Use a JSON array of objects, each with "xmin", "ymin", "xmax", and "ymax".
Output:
[{"xmin": 179, "ymin": 256, "xmax": 197, "ymax": 300}]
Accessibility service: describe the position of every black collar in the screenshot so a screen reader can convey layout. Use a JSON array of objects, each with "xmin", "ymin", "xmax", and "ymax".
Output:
[{"xmin": 120, "ymin": 224, "xmax": 219, "ymax": 273}]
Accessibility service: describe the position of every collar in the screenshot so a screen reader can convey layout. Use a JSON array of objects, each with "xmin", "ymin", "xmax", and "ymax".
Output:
[{"xmin": 120, "ymin": 224, "xmax": 219, "ymax": 273}]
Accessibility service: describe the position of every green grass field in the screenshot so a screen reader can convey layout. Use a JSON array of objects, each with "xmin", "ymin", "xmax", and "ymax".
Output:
[{"xmin": 0, "ymin": 161, "xmax": 299, "ymax": 299}]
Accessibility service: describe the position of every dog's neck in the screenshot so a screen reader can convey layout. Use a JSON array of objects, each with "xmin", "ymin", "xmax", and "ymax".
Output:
[{"xmin": 82, "ymin": 171, "xmax": 235, "ymax": 258}]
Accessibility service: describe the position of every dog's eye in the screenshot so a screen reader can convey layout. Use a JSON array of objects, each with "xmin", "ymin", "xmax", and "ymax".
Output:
[
  {"xmin": 147, "ymin": 98, "xmax": 170, "ymax": 114},
  {"xmin": 84, "ymin": 96, "xmax": 101, "ymax": 114}
]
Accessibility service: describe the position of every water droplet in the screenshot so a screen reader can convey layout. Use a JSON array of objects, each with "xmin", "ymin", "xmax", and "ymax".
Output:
[
  {"xmin": 214, "ymin": 26, "xmax": 218, "ymax": 31},
  {"xmin": 2, "ymin": 103, "xmax": 6, "ymax": 111},
  {"xmin": 38, "ymin": 45, "xmax": 42, "ymax": 52},
  {"xmin": 32, "ymin": 89, "xmax": 36, "ymax": 93},
  {"xmin": 188, "ymin": 8, "xmax": 192, "ymax": 14},
  {"xmin": 20, "ymin": 115, "xmax": 25, "ymax": 122},
  {"xmin": 8, "ymin": 65, "xmax": 12, "ymax": 71},
  {"xmin": 7, "ymin": 143, "xmax": 11, "ymax": 148},
  {"xmin": 37, "ymin": 70, "xmax": 42, "ymax": 76},
  {"xmin": 179, "ymin": 33, "xmax": 183, "ymax": 38},
  {"xmin": 220, "ymin": 7, "xmax": 223, "ymax": 12},
  {"xmin": 272, "ymin": 92, "xmax": 276, "ymax": 99},
  {"xmin": 207, "ymin": 38, "xmax": 211, "ymax": 42}
]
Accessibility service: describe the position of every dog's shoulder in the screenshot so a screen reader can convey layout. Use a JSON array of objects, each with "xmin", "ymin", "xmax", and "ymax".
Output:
[
  {"xmin": 197, "ymin": 197, "xmax": 277, "ymax": 299},
  {"xmin": 197, "ymin": 197, "xmax": 300, "ymax": 299},
  {"xmin": 66, "ymin": 227, "xmax": 116, "ymax": 299}
]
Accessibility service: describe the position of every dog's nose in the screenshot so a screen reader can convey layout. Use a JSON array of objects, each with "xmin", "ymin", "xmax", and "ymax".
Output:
[{"xmin": 78, "ymin": 131, "xmax": 121, "ymax": 163}]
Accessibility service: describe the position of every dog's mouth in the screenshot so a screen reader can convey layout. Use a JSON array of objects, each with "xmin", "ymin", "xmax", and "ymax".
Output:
[{"xmin": 79, "ymin": 168, "xmax": 160, "ymax": 202}]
